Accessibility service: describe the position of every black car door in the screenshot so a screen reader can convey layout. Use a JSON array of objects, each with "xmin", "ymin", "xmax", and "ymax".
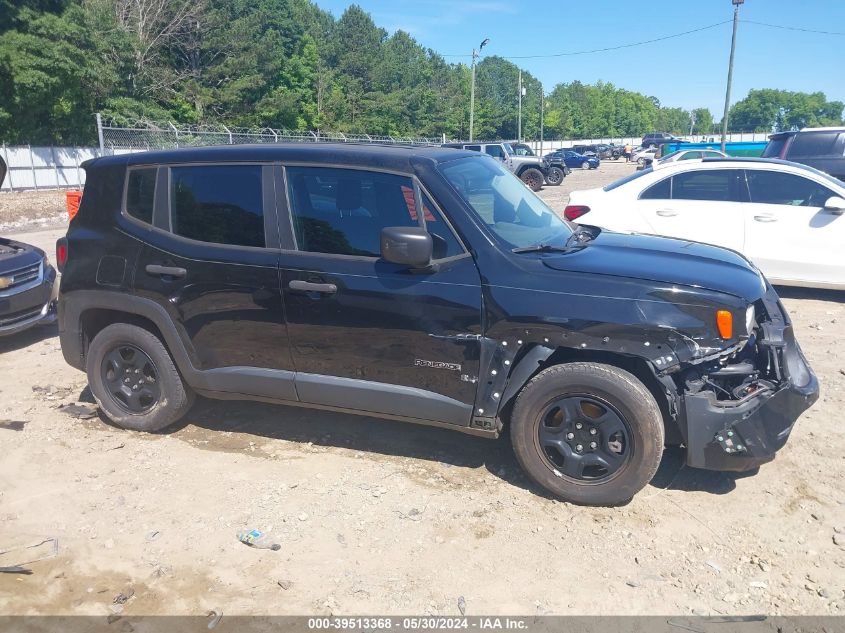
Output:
[
  {"xmin": 277, "ymin": 165, "xmax": 483, "ymax": 427},
  {"xmin": 130, "ymin": 163, "xmax": 295, "ymax": 400}
]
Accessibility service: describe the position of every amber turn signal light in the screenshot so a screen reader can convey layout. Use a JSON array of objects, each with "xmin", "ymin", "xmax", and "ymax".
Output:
[{"xmin": 716, "ymin": 310, "xmax": 733, "ymax": 339}]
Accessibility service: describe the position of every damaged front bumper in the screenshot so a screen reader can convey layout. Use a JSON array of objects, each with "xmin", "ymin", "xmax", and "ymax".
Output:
[{"xmin": 680, "ymin": 295, "xmax": 819, "ymax": 472}]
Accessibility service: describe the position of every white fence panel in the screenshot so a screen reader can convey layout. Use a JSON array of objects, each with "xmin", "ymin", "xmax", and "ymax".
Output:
[{"xmin": 1, "ymin": 145, "xmax": 105, "ymax": 192}]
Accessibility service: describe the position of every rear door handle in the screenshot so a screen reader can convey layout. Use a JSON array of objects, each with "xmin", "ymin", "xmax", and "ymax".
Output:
[
  {"xmin": 753, "ymin": 215, "xmax": 777, "ymax": 223},
  {"xmin": 289, "ymin": 280, "xmax": 337, "ymax": 294},
  {"xmin": 656, "ymin": 209, "xmax": 678, "ymax": 217},
  {"xmin": 145, "ymin": 264, "xmax": 187, "ymax": 278}
]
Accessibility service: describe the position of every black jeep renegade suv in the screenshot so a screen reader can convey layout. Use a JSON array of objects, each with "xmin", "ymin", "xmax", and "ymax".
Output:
[{"xmin": 57, "ymin": 143, "xmax": 818, "ymax": 505}]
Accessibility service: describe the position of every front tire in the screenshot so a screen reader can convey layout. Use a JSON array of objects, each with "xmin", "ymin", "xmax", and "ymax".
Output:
[
  {"xmin": 545, "ymin": 166, "xmax": 564, "ymax": 186},
  {"xmin": 520, "ymin": 168, "xmax": 544, "ymax": 191},
  {"xmin": 510, "ymin": 362, "xmax": 664, "ymax": 505},
  {"xmin": 86, "ymin": 323, "xmax": 194, "ymax": 432},
  {"xmin": 581, "ymin": 161, "xmax": 590, "ymax": 170}
]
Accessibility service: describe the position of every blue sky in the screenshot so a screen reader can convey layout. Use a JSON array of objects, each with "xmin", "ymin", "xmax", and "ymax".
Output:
[{"xmin": 315, "ymin": 0, "xmax": 845, "ymax": 116}]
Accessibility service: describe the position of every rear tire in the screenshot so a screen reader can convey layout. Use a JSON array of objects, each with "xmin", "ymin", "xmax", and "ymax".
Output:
[
  {"xmin": 520, "ymin": 168, "xmax": 544, "ymax": 191},
  {"xmin": 545, "ymin": 166, "xmax": 564, "ymax": 186},
  {"xmin": 86, "ymin": 323, "xmax": 194, "ymax": 432},
  {"xmin": 510, "ymin": 362, "xmax": 664, "ymax": 505}
]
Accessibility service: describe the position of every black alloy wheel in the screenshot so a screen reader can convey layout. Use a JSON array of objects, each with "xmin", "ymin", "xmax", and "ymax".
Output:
[
  {"xmin": 545, "ymin": 166, "xmax": 565, "ymax": 186},
  {"xmin": 101, "ymin": 344, "xmax": 161, "ymax": 413},
  {"xmin": 535, "ymin": 395, "xmax": 632, "ymax": 482}
]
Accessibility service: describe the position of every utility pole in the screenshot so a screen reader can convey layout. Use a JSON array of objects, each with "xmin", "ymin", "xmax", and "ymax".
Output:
[
  {"xmin": 540, "ymin": 83, "xmax": 544, "ymax": 157},
  {"xmin": 517, "ymin": 70, "xmax": 523, "ymax": 142},
  {"xmin": 720, "ymin": 0, "xmax": 743, "ymax": 152},
  {"xmin": 469, "ymin": 38, "xmax": 489, "ymax": 141},
  {"xmin": 689, "ymin": 111, "xmax": 696, "ymax": 137}
]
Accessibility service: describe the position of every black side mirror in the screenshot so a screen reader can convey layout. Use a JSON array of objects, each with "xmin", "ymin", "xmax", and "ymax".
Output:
[{"xmin": 380, "ymin": 226, "xmax": 433, "ymax": 268}]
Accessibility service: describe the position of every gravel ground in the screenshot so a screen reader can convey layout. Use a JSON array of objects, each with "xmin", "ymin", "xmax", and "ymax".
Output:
[
  {"xmin": 0, "ymin": 190, "xmax": 69, "ymax": 233},
  {"xmin": 1, "ymin": 161, "xmax": 844, "ymax": 618}
]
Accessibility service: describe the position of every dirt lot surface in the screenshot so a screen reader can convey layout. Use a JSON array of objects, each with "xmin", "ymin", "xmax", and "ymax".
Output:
[
  {"xmin": 0, "ymin": 190, "xmax": 68, "ymax": 233},
  {"xmin": 1, "ymin": 162, "xmax": 844, "ymax": 618}
]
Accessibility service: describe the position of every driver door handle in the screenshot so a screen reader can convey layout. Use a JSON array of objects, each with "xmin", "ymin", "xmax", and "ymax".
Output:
[
  {"xmin": 656, "ymin": 209, "xmax": 678, "ymax": 217},
  {"xmin": 753, "ymin": 214, "xmax": 777, "ymax": 223},
  {"xmin": 289, "ymin": 280, "xmax": 337, "ymax": 294}
]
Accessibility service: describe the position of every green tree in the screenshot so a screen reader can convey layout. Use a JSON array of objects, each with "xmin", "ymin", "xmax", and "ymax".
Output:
[
  {"xmin": 729, "ymin": 89, "xmax": 844, "ymax": 132},
  {"xmin": 691, "ymin": 107, "xmax": 714, "ymax": 136}
]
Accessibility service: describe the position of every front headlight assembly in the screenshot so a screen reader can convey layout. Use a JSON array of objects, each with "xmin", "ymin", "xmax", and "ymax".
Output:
[{"xmin": 745, "ymin": 304, "xmax": 756, "ymax": 336}]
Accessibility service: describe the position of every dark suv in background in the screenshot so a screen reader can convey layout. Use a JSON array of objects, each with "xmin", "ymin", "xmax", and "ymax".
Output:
[
  {"xmin": 57, "ymin": 143, "xmax": 817, "ymax": 505},
  {"xmin": 642, "ymin": 132, "xmax": 681, "ymax": 148},
  {"xmin": 762, "ymin": 127, "xmax": 845, "ymax": 181}
]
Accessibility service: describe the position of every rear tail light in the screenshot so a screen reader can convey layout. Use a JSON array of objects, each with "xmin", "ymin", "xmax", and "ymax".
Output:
[
  {"xmin": 56, "ymin": 237, "xmax": 68, "ymax": 273},
  {"xmin": 564, "ymin": 205, "xmax": 590, "ymax": 221}
]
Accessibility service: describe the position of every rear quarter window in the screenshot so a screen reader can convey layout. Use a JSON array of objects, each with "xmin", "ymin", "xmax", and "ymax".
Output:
[
  {"xmin": 788, "ymin": 132, "xmax": 842, "ymax": 158},
  {"xmin": 125, "ymin": 168, "xmax": 157, "ymax": 224},
  {"xmin": 639, "ymin": 177, "xmax": 671, "ymax": 199},
  {"xmin": 762, "ymin": 136, "xmax": 790, "ymax": 158}
]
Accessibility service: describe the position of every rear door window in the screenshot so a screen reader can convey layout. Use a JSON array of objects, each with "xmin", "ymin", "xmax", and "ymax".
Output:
[
  {"xmin": 125, "ymin": 168, "xmax": 157, "ymax": 224},
  {"xmin": 788, "ymin": 132, "xmax": 841, "ymax": 158},
  {"xmin": 465, "ymin": 145, "xmax": 481, "ymax": 152},
  {"xmin": 170, "ymin": 165, "xmax": 265, "ymax": 248},
  {"xmin": 745, "ymin": 170, "xmax": 837, "ymax": 207},
  {"xmin": 671, "ymin": 169, "xmax": 740, "ymax": 202}
]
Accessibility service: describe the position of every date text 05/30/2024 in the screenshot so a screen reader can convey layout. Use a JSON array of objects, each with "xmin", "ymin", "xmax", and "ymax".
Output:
[{"xmin": 307, "ymin": 617, "xmax": 528, "ymax": 630}]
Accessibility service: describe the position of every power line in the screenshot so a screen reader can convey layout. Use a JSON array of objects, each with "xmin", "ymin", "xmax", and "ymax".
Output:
[
  {"xmin": 741, "ymin": 19, "xmax": 845, "ymax": 36},
  {"xmin": 442, "ymin": 20, "xmax": 732, "ymax": 60},
  {"xmin": 441, "ymin": 18, "xmax": 845, "ymax": 62}
]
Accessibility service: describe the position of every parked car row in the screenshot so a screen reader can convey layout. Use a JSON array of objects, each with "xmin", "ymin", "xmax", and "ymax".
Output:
[
  {"xmin": 571, "ymin": 144, "xmax": 624, "ymax": 160},
  {"xmin": 442, "ymin": 141, "xmax": 566, "ymax": 190},
  {"xmin": 546, "ymin": 148, "xmax": 601, "ymax": 170}
]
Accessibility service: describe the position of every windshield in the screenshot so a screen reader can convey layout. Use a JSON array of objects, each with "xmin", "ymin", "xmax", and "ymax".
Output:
[
  {"xmin": 658, "ymin": 150, "xmax": 682, "ymax": 162},
  {"xmin": 439, "ymin": 156, "xmax": 573, "ymax": 249},
  {"xmin": 513, "ymin": 144, "xmax": 535, "ymax": 156}
]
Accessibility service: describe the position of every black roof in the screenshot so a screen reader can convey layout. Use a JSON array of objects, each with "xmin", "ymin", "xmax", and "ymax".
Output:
[{"xmin": 85, "ymin": 142, "xmax": 476, "ymax": 171}]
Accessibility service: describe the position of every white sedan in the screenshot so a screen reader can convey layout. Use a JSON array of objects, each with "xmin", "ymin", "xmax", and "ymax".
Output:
[
  {"xmin": 654, "ymin": 148, "xmax": 727, "ymax": 166},
  {"xmin": 565, "ymin": 158, "xmax": 845, "ymax": 289},
  {"xmin": 631, "ymin": 147, "xmax": 658, "ymax": 165}
]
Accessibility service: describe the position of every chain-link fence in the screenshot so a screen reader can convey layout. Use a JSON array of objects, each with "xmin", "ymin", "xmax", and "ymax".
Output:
[
  {"xmin": 97, "ymin": 116, "xmax": 772, "ymax": 154},
  {"xmin": 97, "ymin": 115, "xmax": 444, "ymax": 151}
]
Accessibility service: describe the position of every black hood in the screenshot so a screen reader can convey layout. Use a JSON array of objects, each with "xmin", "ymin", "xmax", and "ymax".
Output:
[
  {"xmin": 0, "ymin": 238, "xmax": 43, "ymax": 270},
  {"xmin": 542, "ymin": 229, "xmax": 766, "ymax": 301}
]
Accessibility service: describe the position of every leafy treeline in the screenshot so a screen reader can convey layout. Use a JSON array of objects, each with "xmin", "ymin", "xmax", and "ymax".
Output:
[
  {"xmin": 729, "ymin": 89, "xmax": 844, "ymax": 133},
  {"xmin": 1, "ymin": 0, "xmax": 843, "ymax": 145}
]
